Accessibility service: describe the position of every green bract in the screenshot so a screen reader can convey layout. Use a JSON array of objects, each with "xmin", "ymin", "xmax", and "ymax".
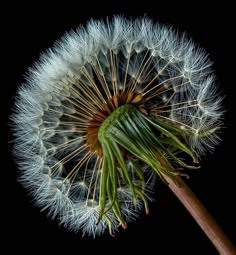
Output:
[{"xmin": 97, "ymin": 104, "xmax": 198, "ymax": 227}]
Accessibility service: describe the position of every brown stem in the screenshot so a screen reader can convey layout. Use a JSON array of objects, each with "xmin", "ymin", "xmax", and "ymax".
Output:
[
  {"xmin": 153, "ymin": 151, "xmax": 235, "ymax": 254},
  {"xmin": 163, "ymin": 174, "xmax": 236, "ymax": 255}
]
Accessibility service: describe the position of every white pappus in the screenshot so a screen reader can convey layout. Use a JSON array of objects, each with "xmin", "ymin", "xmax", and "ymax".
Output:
[{"xmin": 12, "ymin": 16, "xmax": 223, "ymax": 237}]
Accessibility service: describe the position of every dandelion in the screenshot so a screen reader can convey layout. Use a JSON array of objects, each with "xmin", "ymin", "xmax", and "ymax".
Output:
[{"xmin": 12, "ymin": 17, "xmax": 235, "ymax": 253}]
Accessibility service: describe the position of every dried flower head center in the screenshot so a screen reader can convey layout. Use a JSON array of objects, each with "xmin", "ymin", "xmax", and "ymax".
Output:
[{"xmin": 86, "ymin": 91, "xmax": 145, "ymax": 156}]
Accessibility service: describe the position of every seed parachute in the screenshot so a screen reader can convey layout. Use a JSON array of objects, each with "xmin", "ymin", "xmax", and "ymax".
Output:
[{"xmin": 12, "ymin": 17, "xmax": 222, "ymax": 237}]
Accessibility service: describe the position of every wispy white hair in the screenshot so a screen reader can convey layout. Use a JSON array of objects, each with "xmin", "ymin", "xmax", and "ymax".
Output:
[{"xmin": 12, "ymin": 16, "xmax": 223, "ymax": 237}]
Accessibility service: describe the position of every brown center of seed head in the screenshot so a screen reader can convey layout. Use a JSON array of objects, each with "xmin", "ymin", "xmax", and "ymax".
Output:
[{"xmin": 86, "ymin": 91, "xmax": 145, "ymax": 157}]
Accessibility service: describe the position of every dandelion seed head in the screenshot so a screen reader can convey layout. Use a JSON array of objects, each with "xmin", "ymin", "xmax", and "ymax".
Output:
[{"xmin": 12, "ymin": 16, "xmax": 223, "ymax": 237}]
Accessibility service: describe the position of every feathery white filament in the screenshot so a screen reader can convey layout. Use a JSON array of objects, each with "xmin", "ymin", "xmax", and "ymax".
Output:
[{"xmin": 12, "ymin": 16, "xmax": 222, "ymax": 237}]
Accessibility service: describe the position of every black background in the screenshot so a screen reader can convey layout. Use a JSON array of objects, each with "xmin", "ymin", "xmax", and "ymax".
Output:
[{"xmin": 3, "ymin": 2, "xmax": 236, "ymax": 254}]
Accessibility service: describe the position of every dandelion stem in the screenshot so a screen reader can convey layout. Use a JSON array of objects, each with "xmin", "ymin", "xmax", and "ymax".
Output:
[{"xmin": 155, "ymin": 152, "xmax": 236, "ymax": 255}]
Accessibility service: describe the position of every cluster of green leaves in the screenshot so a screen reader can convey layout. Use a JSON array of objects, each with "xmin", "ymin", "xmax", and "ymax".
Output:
[{"xmin": 98, "ymin": 104, "xmax": 197, "ymax": 228}]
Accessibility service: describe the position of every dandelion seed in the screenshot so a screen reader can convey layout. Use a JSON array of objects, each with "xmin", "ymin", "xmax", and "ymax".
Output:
[{"xmin": 12, "ymin": 17, "xmax": 235, "ymax": 253}]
